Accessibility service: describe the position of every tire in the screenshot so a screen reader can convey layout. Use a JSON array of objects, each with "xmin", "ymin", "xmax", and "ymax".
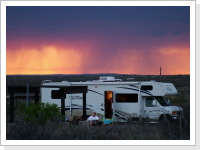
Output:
[{"xmin": 159, "ymin": 114, "xmax": 171, "ymax": 123}]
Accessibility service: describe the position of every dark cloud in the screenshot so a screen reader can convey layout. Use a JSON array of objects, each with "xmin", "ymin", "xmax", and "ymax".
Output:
[{"xmin": 6, "ymin": 6, "xmax": 190, "ymax": 75}]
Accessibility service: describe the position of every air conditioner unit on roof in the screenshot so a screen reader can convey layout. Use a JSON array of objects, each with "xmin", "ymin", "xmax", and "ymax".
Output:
[{"xmin": 99, "ymin": 76, "xmax": 121, "ymax": 82}]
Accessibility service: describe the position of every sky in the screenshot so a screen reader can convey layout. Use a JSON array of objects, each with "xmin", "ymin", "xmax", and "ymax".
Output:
[{"xmin": 6, "ymin": 6, "xmax": 190, "ymax": 75}]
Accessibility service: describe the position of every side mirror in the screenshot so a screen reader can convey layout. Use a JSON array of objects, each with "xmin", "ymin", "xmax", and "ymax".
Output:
[
  {"xmin": 167, "ymin": 99, "xmax": 170, "ymax": 105},
  {"xmin": 152, "ymin": 100, "xmax": 157, "ymax": 107}
]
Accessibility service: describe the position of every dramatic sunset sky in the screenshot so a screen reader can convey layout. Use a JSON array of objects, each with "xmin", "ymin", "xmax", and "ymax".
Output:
[{"xmin": 6, "ymin": 6, "xmax": 190, "ymax": 75}]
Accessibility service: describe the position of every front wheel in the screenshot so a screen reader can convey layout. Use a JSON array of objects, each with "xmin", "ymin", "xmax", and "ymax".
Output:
[{"xmin": 159, "ymin": 114, "xmax": 171, "ymax": 123}]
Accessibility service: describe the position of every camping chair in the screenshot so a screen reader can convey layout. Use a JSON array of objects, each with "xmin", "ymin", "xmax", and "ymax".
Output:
[{"xmin": 103, "ymin": 118, "xmax": 114, "ymax": 125}]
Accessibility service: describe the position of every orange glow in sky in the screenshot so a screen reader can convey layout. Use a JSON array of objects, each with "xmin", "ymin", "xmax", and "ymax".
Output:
[
  {"xmin": 6, "ymin": 46, "xmax": 83, "ymax": 74},
  {"xmin": 6, "ymin": 44, "xmax": 190, "ymax": 75}
]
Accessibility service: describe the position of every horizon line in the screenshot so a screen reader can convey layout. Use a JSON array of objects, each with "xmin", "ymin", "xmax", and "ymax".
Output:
[{"xmin": 6, "ymin": 73, "xmax": 190, "ymax": 76}]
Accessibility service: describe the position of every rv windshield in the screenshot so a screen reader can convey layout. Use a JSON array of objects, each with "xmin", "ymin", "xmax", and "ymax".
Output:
[{"xmin": 154, "ymin": 96, "xmax": 170, "ymax": 106}]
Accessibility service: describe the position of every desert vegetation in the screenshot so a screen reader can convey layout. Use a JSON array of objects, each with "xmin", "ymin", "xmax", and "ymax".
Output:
[
  {"xmin": 6, "ymin": 74, "xmax": 190, "ymax": 140},
  {"xmin": 6, "ymin": 101, "xmax": 189, "ymax": 140},
  {"xmin": 7, "ymin": 120, "xmax": 189, "ymax": 140}
]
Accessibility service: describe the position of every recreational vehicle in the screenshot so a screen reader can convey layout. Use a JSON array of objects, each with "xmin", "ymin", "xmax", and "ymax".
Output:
[{"xmin": 40, "ymin": 76, "xmax": 183, "ymax": 123}]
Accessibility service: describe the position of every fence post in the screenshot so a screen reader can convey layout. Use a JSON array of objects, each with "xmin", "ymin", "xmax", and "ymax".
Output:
[
  {"xmin": 35, "ymin": 90, "xmax": 39, "ymax": 105},
  {"xmin": 26, "ymin": 83, "xmax": 29, "ymax": 107},
  {"xmin": 9, "ymin": 86, "xmax": 14, "ymax": 123},
  {"xmin": 60, "ymin": 89, "xmax": 66, "ymax": 117},
  {"xmin": 82, "ymin": 93, "xmax": 86, "ymax": 120}
]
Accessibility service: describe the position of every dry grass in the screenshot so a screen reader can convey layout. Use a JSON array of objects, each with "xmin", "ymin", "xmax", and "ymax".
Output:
[{"xmin": 7, "ymin": 120, "xmax": 189, "ymax": 140}]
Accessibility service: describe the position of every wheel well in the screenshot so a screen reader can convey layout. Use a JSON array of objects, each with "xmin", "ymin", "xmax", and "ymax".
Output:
[{"xmin": 159, "ymin": 114, "xmax": 171, "ymax": 121}]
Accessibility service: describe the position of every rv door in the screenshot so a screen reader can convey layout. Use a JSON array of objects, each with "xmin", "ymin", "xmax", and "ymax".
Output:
[{"xmin": 104, "ymin": 91, "xmax": 114, "ymax": 119}]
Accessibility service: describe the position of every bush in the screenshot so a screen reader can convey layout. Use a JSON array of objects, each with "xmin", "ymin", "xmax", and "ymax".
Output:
[
  {"xmin": 16, "ymin": 102, "xmax": 64, "ymax": 125},
  {"xmin": 7, "ymin": 102, "xmax": 64, "ymax": 140}
]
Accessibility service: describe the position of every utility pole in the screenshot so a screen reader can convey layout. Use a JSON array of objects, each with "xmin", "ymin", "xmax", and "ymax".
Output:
[{"xmin": 160, "ymin": 66, "xmax": 162, "ymax": 82}]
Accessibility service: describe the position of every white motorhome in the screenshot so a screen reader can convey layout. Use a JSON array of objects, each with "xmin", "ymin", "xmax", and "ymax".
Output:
[{"xmin": 41, "ymin": 76, "xmax": 183, "ymax": 123}]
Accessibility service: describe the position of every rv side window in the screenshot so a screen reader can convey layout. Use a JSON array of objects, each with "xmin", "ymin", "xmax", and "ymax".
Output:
[
  {"xmin": 141, "ymin": 85, "xmax": 153, "ymax": 90},
  {"xmin": 116, "ymin": 94, "xmax": 138, "ymax": 103},
  {"xmin": 51, "ymin": 90, "xmax": 61, "ymax": 99}
]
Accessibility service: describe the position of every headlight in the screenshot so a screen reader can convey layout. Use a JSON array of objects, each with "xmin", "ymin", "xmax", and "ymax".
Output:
[{"xmin": 172, "ymin": 111, "xmax": 177, "ymax": 116}]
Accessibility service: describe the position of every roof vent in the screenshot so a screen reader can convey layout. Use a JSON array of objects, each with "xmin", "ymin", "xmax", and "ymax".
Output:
[{"xmin": 41, "ymin": 80, "xmax": 52, "ymax": 85}]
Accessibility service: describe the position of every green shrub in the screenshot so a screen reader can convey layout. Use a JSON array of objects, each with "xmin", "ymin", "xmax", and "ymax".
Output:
[
  {"xmin": 7, "ymin": 102, "xmax": 65, "ymax": 140},
  {"xmin": 16, "ymin": 102, "xmax": 64, "ymax": 126}
]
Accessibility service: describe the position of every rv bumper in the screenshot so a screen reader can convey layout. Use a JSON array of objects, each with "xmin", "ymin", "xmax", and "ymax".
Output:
[
  {"xmin": 171, "ymin": 116, "xmax": 182, "ymax": 120},
  {"xmin": 171, "ymin": 111, "xmax": 184, "ymax": 120}
]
